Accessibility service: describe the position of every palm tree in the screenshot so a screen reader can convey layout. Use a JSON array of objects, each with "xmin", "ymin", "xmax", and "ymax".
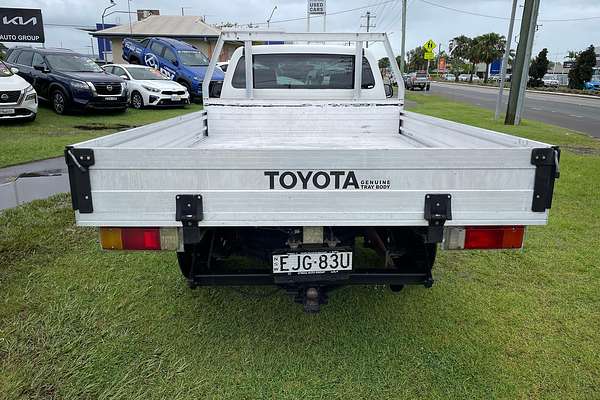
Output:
[
  {"xmin": 475, "ymin": 33, "xmax": 506, "ymax": 82},
  {"xmin": 467, "ymin": 36, "xmax": 482, "ymax": 83},
  {"xmin": 565, "ymin": 50, "xmax": 579, "ymax": 61},
  {"xmin": 451, "ymin": 35, "xmax": 473, "ymax": 81}
]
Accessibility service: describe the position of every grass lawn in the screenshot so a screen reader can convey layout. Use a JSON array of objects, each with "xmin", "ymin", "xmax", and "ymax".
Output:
[
  {"xmin": 0, "ymin": 103, "xmax": 202, "ymax": 168},
  {"xmin": 1, "ymin": 94, "xmax": 599, "ymax": 399}
]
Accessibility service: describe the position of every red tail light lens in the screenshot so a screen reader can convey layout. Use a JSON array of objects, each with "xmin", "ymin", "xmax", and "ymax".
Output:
[
  {"xmin": 121, "ymin": 228, "xmax": 161, "ymax": 250},
  {"xmin": 463, "ymin": 226, "xmax": 525, "ymax": 250}
]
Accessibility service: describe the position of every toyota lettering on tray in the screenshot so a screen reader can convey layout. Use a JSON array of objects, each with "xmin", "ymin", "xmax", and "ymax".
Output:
[{"xmin": 0, "ymin": 8, "xmax": 45, "ymax": 43}]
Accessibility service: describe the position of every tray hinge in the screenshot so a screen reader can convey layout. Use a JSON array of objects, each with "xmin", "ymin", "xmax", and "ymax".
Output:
[
  {"xmin": 424, "ymin": 194, "xmax": 452, "ymax": 243},
  {"xmin": 531, "ymin": 146, "xmax": 560, "ymax": 212},
  {"xmin": 176, "ymin": 194, "xmax": 204, "ymax": 244},
  {"xmin": 64, "ymin": 147, "xmax": 95, "ymax": 213}
]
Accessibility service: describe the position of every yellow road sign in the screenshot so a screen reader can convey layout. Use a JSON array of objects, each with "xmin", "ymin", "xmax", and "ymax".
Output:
[
  {"xmin": 424, "ymin": 51, "xmax": 435, "ymax": 60},
  {"xmin": 423, "ymin": 39, "xmax": 437, "ymax": 52}
]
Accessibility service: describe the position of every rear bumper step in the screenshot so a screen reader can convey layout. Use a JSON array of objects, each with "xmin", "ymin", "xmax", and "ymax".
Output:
[{"xmin": 187, "ymin": 269, "xmax": 433, "ymax": 287}]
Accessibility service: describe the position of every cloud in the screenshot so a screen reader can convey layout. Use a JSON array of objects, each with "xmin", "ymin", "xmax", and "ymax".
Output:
[{"xmin": 1, "ymin": 0, "xmax": 598, "ymax": 61}]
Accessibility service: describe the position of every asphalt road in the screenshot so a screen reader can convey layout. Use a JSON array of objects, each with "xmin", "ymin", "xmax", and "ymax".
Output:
[{"xmin": 430, "ymin": 82, "xmax": 600, "ymax": 139}]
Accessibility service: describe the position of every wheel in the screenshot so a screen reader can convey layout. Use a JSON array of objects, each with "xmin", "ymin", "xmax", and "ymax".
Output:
[
  {"xmin": 426, "ymin": 84, "xmax": 430, "ymax": 91},
  {"xmin": 25, "ymin": 113, "xmax": 36, "ymax": 122},
  {"xmin": 179, "ymin": 81, "xmax": 193, "ymax": 99},
  {"xmin": 130, "ymin": 91, "xmax": 144, "ymax": 109},
  {"xmin": 51, "ymin": 89, "xmax": 68, "ymax": 114}
]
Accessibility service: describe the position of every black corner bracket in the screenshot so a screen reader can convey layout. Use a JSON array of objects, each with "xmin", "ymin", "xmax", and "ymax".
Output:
[
  {"xmin": 424, "ymin": 194, "xmax": 452, "ymax": 243},
  {"xmin": 176, "ymin": 194, "xmax": 204, "ymax": 244},
  {"xmin": 64, "ymin": 147, "xmax": 95, "ymax": 213},
  {"xmin": 531, "ymin": 146, "xmax": 560, "ymax": 212}
]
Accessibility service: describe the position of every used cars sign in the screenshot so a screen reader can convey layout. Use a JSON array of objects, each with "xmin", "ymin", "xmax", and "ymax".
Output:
[{"xmin": 0, "ymin": 8, "xmax": 44, "ymax": 43}]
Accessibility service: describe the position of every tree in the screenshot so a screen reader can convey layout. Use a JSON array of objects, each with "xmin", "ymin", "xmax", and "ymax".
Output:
[
  {"xmin": 406, "ymin": 46, "xmax": 427, "ymax": 72},
  {"xmin": 466, "ymin": 36, "xmax": 481, "ymax": 83},
  {"xmin": 475, "ymin": 33, "xmax": 505, "ymax": 83},
  {"xmin": 568, "ymin": 45, "xmax": 597, "ymax": 89},
  {"xmin": 451, "ymin": 35, "xmax": 471, "ymax": 60},
  {"xmin": 448, "ymin": 57, "xmax": 467, "ymax": 81},
  {"xmin": 528, "ymin": 48, "xmax": 550, "ymax": 87},
  {"xmin": 565, "ymin": 50, "xmax": 579, "ymax": 61},
  {"xmin": 378, "ymin": 57, "xmax": 390, "ymax": 69},
  {"xmin": 449, "ymin": 35, "xmax": 473, "ymax": 81}
]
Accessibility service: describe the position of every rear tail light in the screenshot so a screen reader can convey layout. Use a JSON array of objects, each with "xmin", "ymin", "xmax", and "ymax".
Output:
[
  {"xmin": 443, "ymin": 226, "xmax": 525, "ymax": 250},
  {"xmin": 99, "ymin": 227, "xmax": 180, "ymax": 251}
]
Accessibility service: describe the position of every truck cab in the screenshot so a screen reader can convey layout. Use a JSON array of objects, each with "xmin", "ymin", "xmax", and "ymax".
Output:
[
  {"xmin": 220, "ymin": 45, "xmax": 392, "ymax": 100},
  {"xmin": 122, "ymin": 37, "xmax": 224, "ymax": 100}
]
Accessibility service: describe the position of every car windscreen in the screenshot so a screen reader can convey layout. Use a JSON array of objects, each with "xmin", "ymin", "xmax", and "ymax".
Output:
[
  {"xmin": 177, "ymin": 50, "xmax": 209, "ymax": 66},
  {"xmin": 0, "ymin": 61, "xmax": 12, "ymax": 77},
  {"xmin": 232, "ymin": 54, "xmax": 375, "ymax": 89},
  {"xmin": 45, "ymin": 54, "xmax": 103, "ymax": 72},
  {"xmin": 127, "ymin": 67, "xmax": 168, "ymax": 80}
]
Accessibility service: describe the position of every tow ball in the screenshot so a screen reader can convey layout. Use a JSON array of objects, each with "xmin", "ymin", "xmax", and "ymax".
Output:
[{"xmin": 293, "ymin": 287, "xmax": 329, "ymax": 313}]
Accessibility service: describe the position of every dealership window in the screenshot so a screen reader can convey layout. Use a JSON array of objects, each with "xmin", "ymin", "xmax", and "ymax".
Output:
[
  {"xmin": 17, "ymin": 51, "xmax": 34, "ymax": 67},
  {"xmin": 232, "ymin": 54, "xmax": 375, "ymax": 89}
]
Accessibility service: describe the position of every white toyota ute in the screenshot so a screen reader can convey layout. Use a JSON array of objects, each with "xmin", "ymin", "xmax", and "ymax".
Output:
[{"xmin": 65, "ymin": 32, "xmax": 560, "ymax": 312}]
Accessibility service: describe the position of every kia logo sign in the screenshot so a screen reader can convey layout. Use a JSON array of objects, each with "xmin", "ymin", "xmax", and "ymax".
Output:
[
  {"xmin": 0, "ymin": 8, "xmax": 44, "ymax": 43},
  {"xmin": 2, "ymin": 16, "xmax": 37, "ymax": 25},
  {"xmin": 0, "ymin": 94, "xmax": 8, "ymax": 101}
]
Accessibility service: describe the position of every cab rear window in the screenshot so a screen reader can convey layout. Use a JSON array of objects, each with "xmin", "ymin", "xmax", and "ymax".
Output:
[{"xmin": 232, "ymin": 54, "xmax": 375, "ymax": 89}]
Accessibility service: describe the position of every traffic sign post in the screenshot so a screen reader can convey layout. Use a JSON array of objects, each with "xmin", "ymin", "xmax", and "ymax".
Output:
[{"xmin": 424, "ymin": 51, "xmax": 434, "ymax": 60}]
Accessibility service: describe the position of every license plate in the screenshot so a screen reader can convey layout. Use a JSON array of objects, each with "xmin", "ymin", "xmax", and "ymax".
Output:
[
  {"xmin": 171, "ymin": 95, "xmax": 181, "ymax": 101},
  {"xmin": 0, "ymin": 108, "xmax": 15, "ymax": 115},
  {"xmin": 105, "ymin": 96, "xmax": 118, "ymax": 101},
  {"xmin": 273, "ymin": 251, "xmax": 352, "ymax": 274}
]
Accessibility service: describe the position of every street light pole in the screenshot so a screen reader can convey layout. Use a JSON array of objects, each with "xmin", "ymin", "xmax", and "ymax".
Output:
[
  {"xmin": 127, "ymin": 0, "xmax": 133, "ymax": 36},
  {"xmin": 505, "ymin": 0, "xmax": 540, "ymax": 125},
  {"xmin": 267, "ymin": 5, "xmax": 277, "ymax": 29},
  {"xmin": 400, "ymin": 0, "xmax": 407, "ymax": 73},
  {"xmin": 494, "ymin": 0, "xmax": 518, "ymax": 120}
]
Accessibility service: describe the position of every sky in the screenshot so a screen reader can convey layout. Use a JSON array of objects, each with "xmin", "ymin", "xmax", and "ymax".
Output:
[{"xmin": 2, "ymin": 0, "xmax": 599, "ymax": 63}]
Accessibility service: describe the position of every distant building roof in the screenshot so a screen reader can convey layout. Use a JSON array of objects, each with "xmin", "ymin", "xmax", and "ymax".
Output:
[{"xmin": 92, "ymin": 15, "xmax": 221, "ymax": 38}]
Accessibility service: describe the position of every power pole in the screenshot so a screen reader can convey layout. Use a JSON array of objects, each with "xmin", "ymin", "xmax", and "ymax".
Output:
[
  {"xmin": 400, "ymin": 0, "xmax": 407, "ymax": 73},
  {"xmin": 494, "ymin": 0, "xmax": 518, "ymax": 120},
  {"xmin": 360, "ymin": 11, "xmax": 376, "ymax": 48},
  {"xmin": 505, "ymin": 0, "xmax": 540, "ymax": 125}
]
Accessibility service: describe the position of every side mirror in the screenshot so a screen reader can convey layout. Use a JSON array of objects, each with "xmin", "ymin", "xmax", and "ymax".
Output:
[
  {"xmin": 10, "ymin": 67, "xmax": 19, "ymax": 74},
  {"xmin": 119, "ymin": 74, "xmax": 129, "ymax": 80},
  {"xmin": 33, "ymin": 65, "xmax": 48, "ymax": 73},
  {"xmin": 384, "ymin": 83, "xmax": 394, "ymax": 98}
]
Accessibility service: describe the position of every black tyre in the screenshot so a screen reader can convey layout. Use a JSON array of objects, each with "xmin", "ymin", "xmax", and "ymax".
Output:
[
  {"xmin": 131, "ymin": 91, "xmax": 144, "ymax": 109},
  {"xmin": 25, "ymin": 113, "xmax": 36, "ymax": 122},
  {"xmin": 426, "ymin": 84, "xmax": 431, "ymax": 91},
  {"xmin": 51, "ymin": 89, "xmax": 68, "ymax": 114},
  {"xmin": 179, "ymin": 80, "xmax": 192, "ymax": 98}
]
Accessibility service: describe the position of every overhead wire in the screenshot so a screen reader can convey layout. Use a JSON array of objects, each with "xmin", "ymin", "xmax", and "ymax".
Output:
[{"xmin": 417, "ymin": 0, "xmax": 600, "ymax": 22}]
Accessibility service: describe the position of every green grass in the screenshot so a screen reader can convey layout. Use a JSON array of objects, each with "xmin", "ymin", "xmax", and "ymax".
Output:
[
  {"xmin": 1, "ymin": 94, "xmax": 599, "ymax": 399},
  {"xmin": 0, "ymin": 104, "xmax": 202, "ymax": 168}
]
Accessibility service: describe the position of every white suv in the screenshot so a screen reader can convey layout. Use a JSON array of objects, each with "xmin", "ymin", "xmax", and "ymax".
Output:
[{"xmin": 0, "ymin": 61, "xmax": 37, "ymax": 122}]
